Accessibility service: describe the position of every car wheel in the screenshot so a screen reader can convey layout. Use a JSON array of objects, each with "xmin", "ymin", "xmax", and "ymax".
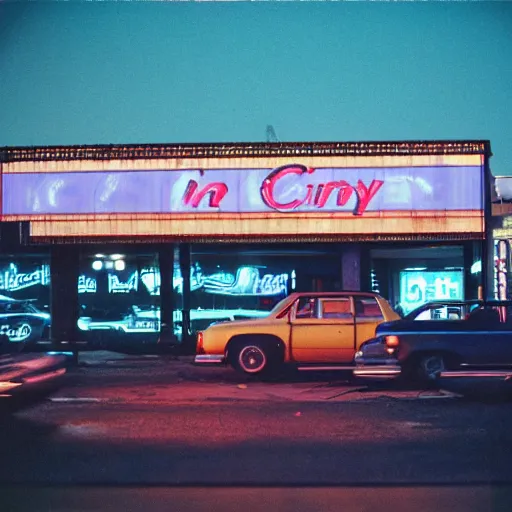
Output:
[
  {"xmin": 416, "ymin": 353, "xmax": 446, "ymax": 386},
  {"xmin": 232, "ymin": 341, "xmax": 273, "ymax": 376}
]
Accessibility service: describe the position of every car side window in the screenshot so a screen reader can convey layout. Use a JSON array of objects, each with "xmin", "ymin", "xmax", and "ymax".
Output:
[
  {"xmin": 295, "ymin": 297, "xmax": 318, "ymax": 319},
  {"xmin": 467, "ymin": 306, "xmax": 502, "ymax": 328},
  {"xmin": 354, "ymin": 297, "xmax": 383, "ymax": 320},
  {"xmin": 319, "ymin": 298, "xmax": 352, "ymax": 319},
  {"xmin": 414, "ymin": 306, "xmax": 464, "ymax": 321}
]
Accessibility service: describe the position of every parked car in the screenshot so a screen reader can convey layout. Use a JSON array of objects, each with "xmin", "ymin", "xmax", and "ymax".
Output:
[
  {"xmin": 194, "ymin": 292, "xmax": 400, "ymax": 375},
  {"xmin": 0, "ymin": 340, "xmax": 67, "ymax": 411},
  {"xmin": 353, "ymin": 300, "xmax": 512, "ymax": 386}
]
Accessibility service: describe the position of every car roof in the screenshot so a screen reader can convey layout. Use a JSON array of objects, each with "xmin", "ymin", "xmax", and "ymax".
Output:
[
  {"xmin": 288, "ymin": 291, "xmax": 382, "ymax": 299},
  {"xmin": 411, "ymin": 299, "xmax": 512, "ymax": 308}
]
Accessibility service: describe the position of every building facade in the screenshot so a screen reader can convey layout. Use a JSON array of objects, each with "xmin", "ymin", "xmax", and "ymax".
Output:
[{"xmin": 0, "ymin": 141, "xmax": 492, "ymax": 352}]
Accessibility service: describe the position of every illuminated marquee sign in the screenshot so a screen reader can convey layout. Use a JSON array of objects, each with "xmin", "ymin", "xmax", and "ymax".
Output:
[
  {"xmin": 2, "ymin": 164, "xmax": 483, "ymax": 216},
  {"xmin": 0, "ymin": 156, "xmax": 485, "ymax": 238}
]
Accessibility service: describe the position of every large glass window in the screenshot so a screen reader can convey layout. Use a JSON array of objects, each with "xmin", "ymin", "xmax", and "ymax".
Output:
[
  {"xmin": 0, "ymin": 255, "xmax": 51, "ymax": 345},
  {"xmin": 399, "ymin": 269, "xmax": 464, "ymax": 315},
  {"xmin": 188, "ymin": 244, "xmax": 342, "ymax": 333},
  {"xmin": 188, "ymin": 257, "xmax": 290, "ymax": 333},
  {"xmin": 77, "ymin": 252, "xmax": 160, "ymax": 344},
  {"xmin": 370, "ymin": 244, "xmax": 466, "ymax": 315}
]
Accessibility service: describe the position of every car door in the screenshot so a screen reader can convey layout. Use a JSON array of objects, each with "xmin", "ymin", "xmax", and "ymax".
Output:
[
  {"xmin": 462, "ymin": 305, "xmax": 512, "ymax": 367},
  {"xmin": 354, "ymin": 296, "xmax": 385, "ymax": 349},
  {"xmin": 289, "ymin": 296, "xmax": 356, "ymax": 363}
]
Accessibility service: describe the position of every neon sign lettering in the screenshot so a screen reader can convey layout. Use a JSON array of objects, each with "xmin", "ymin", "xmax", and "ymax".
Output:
[
  {"xmin": 108, "ymin": 273, "xmax": 139, "ymax": 294},
  {"xmin": 203, "ymin": 267, "xmax": 288, "ymax": 296},
  {"xmin": 78, "ymin": 275, "xmax": 97, "ymax": 294},
  {"xmin": 182, "ymin": 179, "xmax": 229, "ymax": 208},
  {"xmin": 0, "ymin": 323, "xmax": 32, "ymax": 342},
  {"xmin": 259, "ymin": 165, "xmax": 384, "ymax": 214},
  {"xmin": 0, "ymin": 264, "xmax": 51, "ymax": 292},
  {"xmin": 178, "ymin": 165, "xmax": 384, "ymax": 215},
  {"xmin": 77, "ymin": 265, "xmax": 287, "ymax": 296}
]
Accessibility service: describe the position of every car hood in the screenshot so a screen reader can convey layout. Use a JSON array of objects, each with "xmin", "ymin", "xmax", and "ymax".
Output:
[{"xmin": 206, "ymin": 317, "xmax": 274, "ymax": 331}]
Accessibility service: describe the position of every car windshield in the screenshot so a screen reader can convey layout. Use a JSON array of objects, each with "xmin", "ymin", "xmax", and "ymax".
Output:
[{"xmin": 268, "ymin": 296, "xmax": 294, "ymax": 316}]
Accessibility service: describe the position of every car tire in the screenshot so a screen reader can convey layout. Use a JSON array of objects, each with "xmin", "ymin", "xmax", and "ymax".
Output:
[
  {"xmin": 414, "ymin": 353, "xmax": 447, "ymax": 387},
  {"xmin": 231, "ymin": 340, "xmax": 277, "ymax": 376}
]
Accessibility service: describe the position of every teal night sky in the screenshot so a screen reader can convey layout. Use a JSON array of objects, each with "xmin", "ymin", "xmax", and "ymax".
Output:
[{"xmin": 1, "ymin": 2, "xmax": 511, "ymax": 173}]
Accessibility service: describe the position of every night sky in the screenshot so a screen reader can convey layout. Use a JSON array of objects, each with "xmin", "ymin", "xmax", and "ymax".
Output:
[{"xmin": 1, "ymin": 2, "xmax": 511, "ymax": 174}]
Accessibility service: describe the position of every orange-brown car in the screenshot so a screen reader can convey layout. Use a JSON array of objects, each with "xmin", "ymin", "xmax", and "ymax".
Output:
[{"xmin": 194, "ymin": 292, "xmax": 400, "ymax": 375}]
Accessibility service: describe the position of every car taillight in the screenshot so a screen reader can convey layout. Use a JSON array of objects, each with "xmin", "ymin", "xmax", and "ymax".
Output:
[
  {"xmin": 196, "ymin": 332, "xmax": 204, "ymax": 354},
  {"xmin": 385, "ymin": 335, "xmax": 399, "ymax": 348}
]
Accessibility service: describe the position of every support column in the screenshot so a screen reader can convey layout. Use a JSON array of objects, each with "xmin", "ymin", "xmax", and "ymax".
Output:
[
  {"xmin": 51, "ymin": 245, "xmax": 80, "ymax": 356},
  {"xmin": 482, "ymin": 153, "xmax": 494, "ymax": 300},
  {"xmin": 463, "ymin": 242, "xmax": 477, "ymax": 300},
  {"xmin": 359, "ymin": 245, "xmax": 372, "ymax": 292},
  {"xmin": 179, "ymin": 243, "xmax": 193, "ymax": 353},
  {"xmin": 341, "ymin": 244, "xmax": 361, "ymax": 291},
  {"xmin": 158, "ymin": 243, "xmax": 178, "ymax": 350}
]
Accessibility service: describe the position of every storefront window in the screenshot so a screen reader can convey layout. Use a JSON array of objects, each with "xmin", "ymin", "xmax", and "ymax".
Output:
[
  {"xmin": 0, "ymin": 255, "xmax": 51, "ymax": 345},
  {"xmin": 77, "ymin": 252, "xmax": 160, "ymax": 345},
  {"xmin": 188, "ymin": 246, "xmax": 341, "ymax": 333},
  {"xmin": 188, "ymin": 257, "xmax": 289, "ymax": 333},
  {"xmin": 399, "ymin": 269, "xmax": 464, "ymax": 315},
  {"xmin": 370, "ymin": 244, "xmax": 467, "ymax": 313}
]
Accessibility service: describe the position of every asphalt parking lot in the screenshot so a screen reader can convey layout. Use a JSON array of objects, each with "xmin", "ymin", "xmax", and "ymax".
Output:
[
  {"xmin": 2, "ymin": 351, "xmax": 512, "ymax": 512},
  {"xmin": 51, "ymin": 351, "xmax": 461, "ymax": 405}
]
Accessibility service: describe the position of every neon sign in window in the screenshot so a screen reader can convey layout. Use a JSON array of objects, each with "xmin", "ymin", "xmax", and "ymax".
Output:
[{"xmin": 399, "ymin": 270, "xmax": 464, "ymax": 314}]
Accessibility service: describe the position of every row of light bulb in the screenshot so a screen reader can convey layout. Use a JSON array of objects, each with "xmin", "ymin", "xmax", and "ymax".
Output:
[{"xmin": 92, "ymin": 254, "xmax": 126, "ymax": 272}]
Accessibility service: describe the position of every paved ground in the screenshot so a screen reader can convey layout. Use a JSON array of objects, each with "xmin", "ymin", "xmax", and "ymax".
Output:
[
  {"xmin": 57, "ymin": 351, "xmax": 458, "ymax": 404},
  {"xmin": 2, "ymin": 352, "xmax": 512, "ymax": 511}
]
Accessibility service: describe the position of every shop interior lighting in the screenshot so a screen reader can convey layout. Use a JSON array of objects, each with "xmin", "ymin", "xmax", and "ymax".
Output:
[
  {"xmin": 114, "ymin": 260, "xmax": 126, "ymax": 271},
  {"xmin": 92, "ymin": 260, "xmax": 103, "ymax": 271},
  {"xmin": 110, "ymin": 254, "xmax": 124, "ymax": 260},
  {"xmin": 95, "ymin": 254, "xmax": 106, "ymax": 258},
  {"xmin": 403, "ymin": 267, "xmax": 427, "ymax": 271},
  {"xmin": 105, "ymin": 261, "xmax": 114, "ymax": 270}
]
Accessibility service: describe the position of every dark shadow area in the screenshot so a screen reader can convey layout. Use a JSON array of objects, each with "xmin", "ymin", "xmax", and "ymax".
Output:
[
  {"xmin": 1, "ymin": 400, "xmax": 511, "ymax": 487},
  {"xmin": 2, "ymin": 484, "xmax": 512, "ymax": 512}
]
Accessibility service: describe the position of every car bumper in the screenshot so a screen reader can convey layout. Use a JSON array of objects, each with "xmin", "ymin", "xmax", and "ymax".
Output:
[
  {"xmin": 440, "ymin": 370, "xmax": 512, "ymax": 379},
  {"xmin": 194, "ymin": 354, "xmax": 225, "ymax": 365},
  {"xmin": 353, "ymin": 364, "xmax": 402, "ymax": 379}
]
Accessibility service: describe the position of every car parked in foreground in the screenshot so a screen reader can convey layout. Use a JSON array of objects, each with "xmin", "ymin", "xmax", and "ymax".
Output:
[
  {"xmin": 0, "ymin": 338, "xmax": 67, "ymax": 411},
  {"xmin": 353, "ymin": 300, "xmax": 512, "ymax": 387},
  {"xmin": 195, "ymin": 292, "xmax": 400, "ymax": 375}
]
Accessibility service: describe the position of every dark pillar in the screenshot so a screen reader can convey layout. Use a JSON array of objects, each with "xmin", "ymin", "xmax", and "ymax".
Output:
[
  {"xmin": 359, "ymin": 245, "xmax": 372, "ymax": 292},
  {"xmin": 341, "ymin": 244, "xmax": 361, "ymax": 290},
  {"xmin": 463, "ymin": 242, "xmax": 477, "ymax": 300},
  {"xmin": 482, "ymin": 149, "xmax": 494, "ymax": 300},
  {"xmin": 50, "ymin": 245, "xmax": 80, "ymax": 361},
  {"xmin": 179, "ymin": 243, "xmax": 193, "ymax": 354},
  {"xmin": 158, "ymin": 243, "xmax": 178, "ymax": 351}
]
